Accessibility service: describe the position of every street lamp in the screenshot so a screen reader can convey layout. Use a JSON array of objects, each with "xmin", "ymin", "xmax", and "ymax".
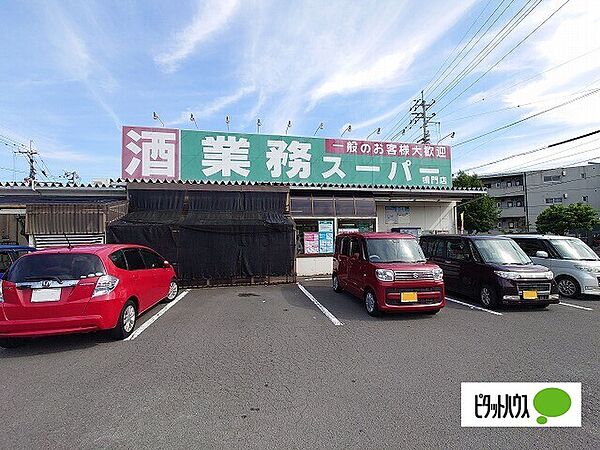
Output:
[
  {"xmin": 190, "ymin": 113, "xmax": 198, "ymax": 129},
  {"xmin": 437, "ymin": 131, "xmax": 455, "ymax": 144},
  {"xmin": 152, "ymin": 112, "xmax": 164, "ymax": 127},
  {"xmin": 341, "ymin": 124, "xmax": 352, "ymax": 137},
  {"xmin": 257, "ymin": 118, "xmax": 262, "ymax": 133},
  {"xmin": 313, "ymin": 122, "xmax": 325, "ymax": 136},
  {"xmin": 225, "ymin": 115, "xmax": 230, "ymax": 132},
  {"xmin": 366, "ymin": 127, "xmax": 381, "ymax": 140},
  {"xmin": 285, "ymin": 120, "xmax": 292, "ymax": 135}
]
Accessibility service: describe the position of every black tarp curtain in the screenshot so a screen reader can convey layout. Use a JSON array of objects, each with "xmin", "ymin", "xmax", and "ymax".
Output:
[{"xmin": 107, "ymin": 189, "xmax": 295, "ymax": 284}]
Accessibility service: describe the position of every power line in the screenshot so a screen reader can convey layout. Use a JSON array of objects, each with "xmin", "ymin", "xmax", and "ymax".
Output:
[
  {"xmin": 382, "ymin": 0, "xmax": 512, "ymax": 140},
  {"xmin": 462, "ymin": 128, "xmax": 600, "ymax": 172},
  {"xmin": 439, "ymin": 44, "xmax": 600, "ymax": 119},
  {"xmin": 432, "ymin": 0, "xmax": 537, "ymax": 102},
  {"xmin": 453, "ymin": 88, "xmax": 600, "ymax": 148},
  {"xmin": 436, "ymin": 0, "xmax": 570, "ymax": 115},
  {"xmin": 386, "ymin": 0, "xmax": 544, "ymax": 142}
]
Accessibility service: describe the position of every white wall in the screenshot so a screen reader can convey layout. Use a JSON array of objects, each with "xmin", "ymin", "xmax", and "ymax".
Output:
[
  {"xmin": 376, "ymin": 201, "xmax": 457, "ymax": 233},
  {"xmin": 296, "ymin": 256, "xmax": 333, "ymax": 277}
]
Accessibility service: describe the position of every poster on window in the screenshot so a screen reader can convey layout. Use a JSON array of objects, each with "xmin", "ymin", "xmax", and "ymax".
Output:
[
  {"xmin": 384, "ymin": 206, "xmax": 410, "ymax": 224},
  {"xmin": 318, "ymin": 220, "xmax": 334, "ymax": 253},
  {"xmin": 303, "ymin": 232, "xmax": 319, "ymax": 254}
]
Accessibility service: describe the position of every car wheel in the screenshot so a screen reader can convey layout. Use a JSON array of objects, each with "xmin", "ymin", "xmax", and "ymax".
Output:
[
  {"xmin": 480, "ymin": 285, "xmax": 499, "ymax": 308},
  {"xmin": 364, "ymin": 290, "xmax": 380, "ymax": 317},
  {"xmin": 332, "ymin": 274, "xmax": 343, "ymax": 293},
  {"xmin": 0, "ymin": 338, "xmax": 23, "ymax": 349},
  {"xmin": 112, "ymin": 300, "xmax": 137, "ymax": 340},
  {"xmin": 165, "ymin": 279, "xmax": 179, "ymax": 302},
  {"xmin": 556, "ymin": 276, "xmax": 580, "ymax": 298}
]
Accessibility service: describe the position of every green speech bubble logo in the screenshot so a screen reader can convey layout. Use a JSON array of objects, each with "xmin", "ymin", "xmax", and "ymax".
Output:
[{"xmin": 534, "ymin": 388, "xmax": 572, "ymax": 425}]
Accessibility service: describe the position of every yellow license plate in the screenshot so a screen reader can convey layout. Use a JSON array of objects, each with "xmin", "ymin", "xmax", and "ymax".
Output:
[
  {"xmin": 401, "ymin": 292, "xmax": 418, "ymax": 302},
  {"xmin": 523, "ymin": 290, "xmax": 538, "ymax": 300}
]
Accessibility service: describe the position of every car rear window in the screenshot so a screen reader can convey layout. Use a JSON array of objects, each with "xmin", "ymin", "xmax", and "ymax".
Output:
[{"xmin": 5, "ymin": 253, "xmax": 105, "ymax": 282}]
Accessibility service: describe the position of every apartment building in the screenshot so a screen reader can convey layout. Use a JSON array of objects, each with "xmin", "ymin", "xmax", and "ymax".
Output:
[{"xmin": 480, "ymin": 163, "xmax": 600, "ymax": 233}]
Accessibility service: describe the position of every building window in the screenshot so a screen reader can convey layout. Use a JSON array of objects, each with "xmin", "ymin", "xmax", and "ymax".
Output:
[
  {"xmin": 543, "ymin": 175, "xmax": 561, "ymax": 182},
  {"xmin": 495, "ymin": 182, "xmax": 501, "ymax": 188},
  {"xmin": 484, "ymin": 183, "xmax": 492, "ymax": 189},
  {"xmin": 582, "ymin": 195, "xmax": 589, "ymax": 202},
  {"xmin": 497, "ymin": 202, "xmax": 502, "ymax": 208},
  {"xmin": 509, "ymin": 222, "xmax": 515, "ymax": 229},
  {"xmin": 295, "ymin": 219, "xmax": 335, "ymax": 256},
  {"xmin": 312, "ymin": 197, "xmax": 335, "ymax": 216},
  {"xmin": 507, "ymin": 201, "xmax": 513, "ymax": 208},
  {"xmin": 581, "ymin": 173, "xmax": 586, "ymax": 179},
  {"xmin": 507, "ymin": 181, "xmax": 512, "ymax": 187},
  {"xmin": 515, "ymin": 180, "xmax": 521, "ymax": 186},
  {"xmin": 497, "ymin": 222, "xmax": 502, "ymax": 228},
  {"xmin": 516, "ymin": 201, "xmax": 522, "ymax": 207},
  {"xmin": 545, "ymin": 198, "xmax": 553, "ymax": 204},
  {"xmin": 290, "ymin": 195, "xmax": 375, "ymax": 218}
]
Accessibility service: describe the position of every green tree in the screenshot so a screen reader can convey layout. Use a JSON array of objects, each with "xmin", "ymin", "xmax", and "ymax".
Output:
[
  {"xmin": 453, "ymin": 171, "xmax": 500, "ymax": 233},
  {"xmin": 536, "ymin": 203, "xmax": 599, "ymax": 235}
]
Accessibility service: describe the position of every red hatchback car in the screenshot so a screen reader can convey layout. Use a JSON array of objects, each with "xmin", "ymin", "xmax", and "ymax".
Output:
[
  {"xmin": 333, "ymin": 232, "xmax": 445, "ymax": 316},
  {"xmin": 0, "ymin": 244, "xmax": 178, "ymax": 347}
]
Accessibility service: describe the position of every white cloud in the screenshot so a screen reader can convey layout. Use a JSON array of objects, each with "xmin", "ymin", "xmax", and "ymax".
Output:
[
  {"xmin": 172, "ymin": 86, "xmax": 255, "ymax": 125},
  {"xmin": 42, "ymin": 3, "xmax": 121, "ymax": 130},
  {"xmin": 236, "ymin": 0, "xmax": 478, "ymax": 134},
  {"xmin": 155, "ymin": 0, "xmax": 239, "ymax": 72},
  {"xmin": 308, "ymin": 0, "xmax": 478, "ymax": 106}
]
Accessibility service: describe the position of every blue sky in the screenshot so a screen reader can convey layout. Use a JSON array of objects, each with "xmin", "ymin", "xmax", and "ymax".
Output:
[{"xmin": 1, "ymin": 0, "xmax": 599, "ymax": 181}]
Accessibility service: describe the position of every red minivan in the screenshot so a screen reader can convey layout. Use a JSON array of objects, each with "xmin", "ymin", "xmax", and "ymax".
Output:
[
  {"xmin": 0, "ymin": 244, "xmax": 178, "ymax": 347},
  {"xmin": 333, "ymin": 232, "xmax": 445, "ymax": 316}
]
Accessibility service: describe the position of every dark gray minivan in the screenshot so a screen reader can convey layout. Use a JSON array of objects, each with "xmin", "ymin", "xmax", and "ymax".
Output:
[{"xmin": 420, "ymin": 235, "xmax": 560, "ymax": 308}]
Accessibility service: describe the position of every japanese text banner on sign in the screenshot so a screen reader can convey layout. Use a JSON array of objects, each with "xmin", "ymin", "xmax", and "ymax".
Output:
[{"xmin": 121, "ymin": 126, "xmax": 452, "ymax": 188}]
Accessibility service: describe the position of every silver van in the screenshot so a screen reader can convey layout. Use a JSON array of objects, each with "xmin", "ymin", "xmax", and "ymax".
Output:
[{"xmin": 507, "ymin": 235, "xmax": 600, "ymax": 298}]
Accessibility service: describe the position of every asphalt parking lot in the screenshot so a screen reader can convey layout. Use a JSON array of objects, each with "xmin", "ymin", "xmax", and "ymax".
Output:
[{"xmin": 1, "ymin": 280, "xmax": 598, "ymax": 449}]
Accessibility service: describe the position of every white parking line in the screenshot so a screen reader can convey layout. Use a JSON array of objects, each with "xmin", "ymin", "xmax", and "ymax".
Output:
[
  {"xmin": 558, "ymin": 301, "xmax": 594, "ymax": 311},
  {"xmin": 297, "ymin": 283, "xmax": 344, "ymax": 326},
  {"xmin": 302, "ymin": 277, "xmax": 331, "ymax": 282},
  {"xmin": 445, "ymin": 297, "xmax": 503, "ymax": 316},
  {"xmin": 125, "ymin": 290, "xmax": 190, "ymax": 341}
]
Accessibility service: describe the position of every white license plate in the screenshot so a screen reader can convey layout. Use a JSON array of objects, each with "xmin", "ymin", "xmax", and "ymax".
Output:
[{"xmin": 31, "ymin": 288, "xmax": 62, "ymax": 303}]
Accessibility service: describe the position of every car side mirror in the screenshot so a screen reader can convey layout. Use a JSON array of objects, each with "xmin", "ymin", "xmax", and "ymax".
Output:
[{"xmin": 535, "ymin": 251, "xmax": 549, "ymax": 258}]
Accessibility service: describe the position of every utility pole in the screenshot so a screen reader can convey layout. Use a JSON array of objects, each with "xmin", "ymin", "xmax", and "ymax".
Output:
[
  {"xmin": 16, "ymin": 140, "xmax": 37, "ymax": 187},
  {"xmin": 409, "ymin": 91, "xmax": 437, "ymax": 144}
]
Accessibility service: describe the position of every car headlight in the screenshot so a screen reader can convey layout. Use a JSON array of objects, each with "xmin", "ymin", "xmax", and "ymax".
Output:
[
  {"xmin": 544, "ymin": 270, "xmax": 554, "ymax": 280},
  {"xmin": 574, "ymin": 264, "xmax": 600, "ymax": 273},
  {"xmin": 375, "ymin": 269, "xmax": 394, "ymax": 282},
  {"xmin": 494, "ymin": 271, "xmax": 522, "ymax": 280},
  {"xmin": 432, "ymin": 268, "xmax": 443, "ymax": 281}
]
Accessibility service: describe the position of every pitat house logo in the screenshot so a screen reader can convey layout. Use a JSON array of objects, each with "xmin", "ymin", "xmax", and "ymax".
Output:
[
  {"xmin": 534, "ymin": 387, "xmax": 572, "ymax": 425},
  {"xmin": 461, "ymin": 383, "xmax": 581, "ymax": 427}
]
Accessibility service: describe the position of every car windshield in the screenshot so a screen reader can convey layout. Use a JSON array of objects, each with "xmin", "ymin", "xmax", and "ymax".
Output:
[
  {"xmin": 551, "ymin": 238, "xmax": 599, "ymax": 261},
  {"xmin": 365, "ymin": 238, "xmax": 426, "ymax": 263},
  {"xmin": 473, "ymin": 239, "xmax": 531, "ymax": 265},
  {"xmin": 4, "ymin": 253, "xmax": 105, "ymax": 283}
]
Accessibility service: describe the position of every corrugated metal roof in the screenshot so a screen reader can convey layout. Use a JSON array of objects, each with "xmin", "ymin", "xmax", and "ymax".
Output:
[
  {"xmin": 118, "ymin": 178, "xmax": 486, "ymax": 192},
  {"xmin": 0, "ymin": 178, "xmax": 485, "ymax": 193}
]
